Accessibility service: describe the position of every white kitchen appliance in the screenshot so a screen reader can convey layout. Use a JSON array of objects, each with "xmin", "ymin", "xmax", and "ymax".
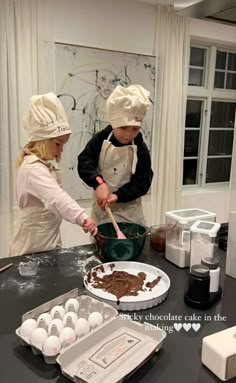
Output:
[{"xmin": 202, "ymin": 326, "xmax": 236, "ymax": 381}]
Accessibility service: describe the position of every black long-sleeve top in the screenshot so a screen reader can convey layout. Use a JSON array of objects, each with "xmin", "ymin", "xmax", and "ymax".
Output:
[{"xmin": 77, "ymin": 125, "xmax": 153, "ymax": 203}]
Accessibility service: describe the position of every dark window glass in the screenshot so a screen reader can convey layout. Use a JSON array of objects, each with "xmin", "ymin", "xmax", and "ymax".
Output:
[
  {"xmin": 228, "ymin": 53, "xmax": 236, "ymax": 71},
  {"xmin": 208, "ymin": 131, "xmax": 234, "ymax": 156},
  {"xmin": 183, "ymin": 159, "xmax": 198, "ymax": 185},
  {"xmin": 190, "ymin": 47, "xmax": 205, "ymax": 66},
  {"xmin": 188, "ymin": 68, "xmax": 203, "ymax": 86},
  {"xmin": 206, "ymin": 158, "xmax": 231, "ymax": 183},
  {"xmin": 214, "ymin": 71, "xmax": 225, "ymax": 88},
  {"xmin": 215, "ymin": 51, "xmax": 226, "ymax": 69},
  {"xmin": 184, "ymin": 131, "xmax": 200, "ymax": 157},
  {"xmin": 185, "ymin": 100, "xmax": 202, "ymax": 127},
  {"xmin": 226, "ymin": 73, "xmax": 236, "ymax": 90},
  {"xmin": 210, "ymin": 102, "xmax": 236, "ymax": 128}
]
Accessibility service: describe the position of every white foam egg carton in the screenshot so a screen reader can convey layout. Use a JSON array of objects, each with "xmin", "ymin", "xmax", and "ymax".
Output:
[{"xmin": 16, "ymin": 289, "xmax": 166, "ymax": 382}]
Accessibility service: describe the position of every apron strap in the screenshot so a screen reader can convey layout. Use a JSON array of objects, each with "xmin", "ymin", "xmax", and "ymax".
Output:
[
  {"xmin": 105, "ymin": 131, "xmax": 137, "ymax": 174},
  {"xmin": 107, "ymin": 131, "xmax": 113, "ymax": 141},
  {"xmin": 132, "ymin": 145, "xmax": 138, "ymax": 174}
]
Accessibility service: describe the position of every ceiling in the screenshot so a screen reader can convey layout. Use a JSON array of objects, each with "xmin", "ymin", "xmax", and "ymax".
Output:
[{"xmin": 134, "ymin": 0, "xmax": 236, "ymax": 26}]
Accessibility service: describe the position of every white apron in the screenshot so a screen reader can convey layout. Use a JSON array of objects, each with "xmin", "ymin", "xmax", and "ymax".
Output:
[
  {"xmin": 10, "ymin": 156, "xmax": 62, "ymax": 257},
  {"xmin": 91, "ymin": 132, "xmax": 145, "ymax": 225}
]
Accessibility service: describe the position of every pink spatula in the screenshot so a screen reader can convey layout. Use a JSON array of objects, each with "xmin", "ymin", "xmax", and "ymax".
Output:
[{"xmin": 105, "ymin": 205, "xmax": 126, "ymax": 239}]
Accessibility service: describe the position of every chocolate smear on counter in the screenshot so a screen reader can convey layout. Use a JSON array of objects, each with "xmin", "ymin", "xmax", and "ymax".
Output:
[{"xmin": 91, "ymin": 270, "xmax": 149, "ymax": 300}]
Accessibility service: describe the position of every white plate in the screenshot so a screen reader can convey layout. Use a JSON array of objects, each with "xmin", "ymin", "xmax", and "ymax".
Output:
[{"xmin": 84, "ymin": 262, "xmax": 171, "ymax": 311}]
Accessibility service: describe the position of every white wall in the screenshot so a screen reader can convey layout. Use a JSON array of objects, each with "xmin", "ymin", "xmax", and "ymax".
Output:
[
  {"xmin": 182, "ymin": 189, "xmax": 230, "ymax": 223},
  {"xmin": 52, "ymin": 0, "xmax": 235, "ymax": 247},
  {"xmin": 53, "ymin": 0, "xmax": 156, "ymax": 55},
  {"xmin": 190, "ymin": 17, "xmax": 236, "ymax": 46}
]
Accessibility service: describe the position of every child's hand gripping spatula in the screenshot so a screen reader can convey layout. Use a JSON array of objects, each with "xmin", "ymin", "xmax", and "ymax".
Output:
[{"xmin": 105, "ymin": 205, "xmax": 126, "ymax": 239}]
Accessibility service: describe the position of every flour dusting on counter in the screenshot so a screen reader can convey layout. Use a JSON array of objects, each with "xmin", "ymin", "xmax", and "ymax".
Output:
[
  {"xmin": 24, "ymin": 254, "xmax": 57, "ymax": 267},
  {"xmin": 56, "ymin": 248, "xmax": 98, "ymax": 277},
  {"xmin": 0, "ymin": 276, "xmax": 41, "ymax": 293}
]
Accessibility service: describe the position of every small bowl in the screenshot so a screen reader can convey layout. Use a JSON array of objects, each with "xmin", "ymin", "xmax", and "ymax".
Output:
[
  {"xmin": 95, "ymin": 222, "xmax": 149, "ymax": 262},
  {"xmin": 18, "ymin": 260, "xmax": 40, "ymax": 276},
  {"xmin": 150, "ymin": 225, "xmax": 167, "ymax": 252}
]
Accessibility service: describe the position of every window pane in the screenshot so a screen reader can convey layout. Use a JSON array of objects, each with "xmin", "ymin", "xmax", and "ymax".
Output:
[
  {"xmin": 185, "ymin": 100, "xmax": 202, "ymax": 127},
  {"xmin": 208, "ymin": 131, "xmax": 234, "ymax": 156},
  {"xmin": 214, "ymin": 71, "xmax": 225, "ymax": 88},
  {"xmin": 184, "ymin": 131, "xmax": 200, "ymax": 157},
  {"xmin": 228, "ymin": 53, "xmax": 236, "ymax": 71},
  {"xmin": 206, "ymin": 158, "xmax": 231, "ymax": 183},
  {"xmin": 183, "ymin": 159, "xmax": 198, "ymax": 185},
  {"xmin": 226, "ymin": 73, "xmax": 236, "ymax": 90},
  {"xmin": 215, "ymin": 51, "xmax": 226, "ymax": 69},
  {"xmin": 188, "ymin": 68, "xmax": 203, "ymax": 86},
  {"xmin": 210, "ymin": 102, "xmax": 236, "ymax": 128},
  {"xmin": 190, "ymin": 47, "xmax": 205, "ymax": 66}
]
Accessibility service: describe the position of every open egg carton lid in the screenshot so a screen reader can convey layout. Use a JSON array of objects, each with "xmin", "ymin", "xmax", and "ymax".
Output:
[
  {"xmin": 15, "ymin": 289, "xmax": 166, "ymax": 382},
  {"xmin": 15, "ymin": 288, "xmax": 118, "ymax": 364},
  {"xmin": 57, "ymin": 316, "xmax": 166, "ymax": 383}
]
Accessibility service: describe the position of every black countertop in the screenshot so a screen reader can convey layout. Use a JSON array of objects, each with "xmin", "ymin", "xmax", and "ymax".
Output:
[{"xmin": 0, "ymin": 239, "xmax": 235, "ymax": 383}]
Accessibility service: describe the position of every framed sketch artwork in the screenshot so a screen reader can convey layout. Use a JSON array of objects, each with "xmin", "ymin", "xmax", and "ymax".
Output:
[{"xmin": 55, "ymin": 42, "xmax": 156, "ymax": 200}]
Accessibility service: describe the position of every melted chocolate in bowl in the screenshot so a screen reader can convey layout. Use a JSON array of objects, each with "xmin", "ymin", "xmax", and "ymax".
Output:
[
  {"xmin": 150, "ymin": 226, "xmax": 166, "ymax": 252},
  {"xmin": 150, "ymin": 224, "xmax": 175, "ymax": 252}
]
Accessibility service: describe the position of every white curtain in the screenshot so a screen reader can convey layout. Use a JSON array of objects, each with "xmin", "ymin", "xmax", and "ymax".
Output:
[
  {"xmin": 151, "ymin": 5, "xmax": 190, "ymax": 225},
  {"xmin": 0, "ymin": 0, "xmax": 41, "ymax": 257}
]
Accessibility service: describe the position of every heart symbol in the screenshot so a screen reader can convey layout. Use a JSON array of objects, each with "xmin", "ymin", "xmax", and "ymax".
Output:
[
  {"xmin": 174, "ymin": 323, "xmax": 182, "ymax": 332},
  {"xmin": 192, "ymin": 323, "xmax": 201, "ymax": 332},
  {"xmin": 183, "ymin": 323, "xmax": 191, "ymax": 332}
]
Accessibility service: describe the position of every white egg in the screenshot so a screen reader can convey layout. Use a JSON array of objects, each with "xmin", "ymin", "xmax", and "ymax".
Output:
[
  {"xmin": 88, "ymin": 312, "xmax": 103, "ymax": 329},
  {"xmin": 42, "ymin": 335, "xmax": 61, "ymax": 356},
  {"xmin": 64, "ymin": 298, "xmax": 80, "ymax": 313},
  {"xmin": 50, "ymin": 305, "xmax": 65, "ymax": 320},
  {"xmin": 63, "ymin": 312, "xmax": 78, "ymax": 327},
  {"xmin": 74, "ymin": 318, "xmax": 90, "ymax": 338},
  {"xmin": 30, "ymin": 328, "xmax": 48, "ymax": 349},
  {"xmin": 37, "ymin": 313, "xmax": 51, "ymax": 328},
  {"xmin": 59, "ymin": 327, "xmax": 76, "ymax": 347},
  {"xmin": 19, "ymin": 318, "xmax": 38, "ymax": 338},
  {"xmin": 48, "ymin": 319, "xmax": 64, "ymax": 336}
]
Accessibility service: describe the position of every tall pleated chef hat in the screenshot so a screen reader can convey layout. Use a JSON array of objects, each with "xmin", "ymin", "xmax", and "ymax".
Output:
[
  {"xmin": 23, "ymin": 92, "xmax": 71, "ymax": 142},
  {"xmin": 106, "ymin": 84, "xmax": 151, "ymax": 129}
]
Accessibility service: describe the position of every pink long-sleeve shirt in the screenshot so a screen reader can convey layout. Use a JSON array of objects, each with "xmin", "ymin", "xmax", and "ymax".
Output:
[{"xmin": 16, "ymin": 155, "xmax": 88, "ymax": 225}]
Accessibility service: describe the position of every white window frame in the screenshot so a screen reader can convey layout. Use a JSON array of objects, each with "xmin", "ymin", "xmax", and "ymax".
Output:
[
  {"xmin": 214, "ymin": 48, "xmax": 236, "ymax": 90},
  {"xmin": 183, "ymin": 42, "xmax": 236, "ymax": 190}
]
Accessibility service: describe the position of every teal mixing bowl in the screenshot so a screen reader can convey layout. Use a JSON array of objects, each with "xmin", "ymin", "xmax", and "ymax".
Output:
[{"xmin": 95, "ymin": 222, "xmax": 149, "ymax": 261}]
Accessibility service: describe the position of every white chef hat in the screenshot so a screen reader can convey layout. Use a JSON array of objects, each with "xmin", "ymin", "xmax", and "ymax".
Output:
[
  {"xmin": 23, "ymin": 92, "xmax": 71, "ymax": 142},
  {"xmin": 106, "ymin": 84, "xmax": 151, "ymax": 129}
]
